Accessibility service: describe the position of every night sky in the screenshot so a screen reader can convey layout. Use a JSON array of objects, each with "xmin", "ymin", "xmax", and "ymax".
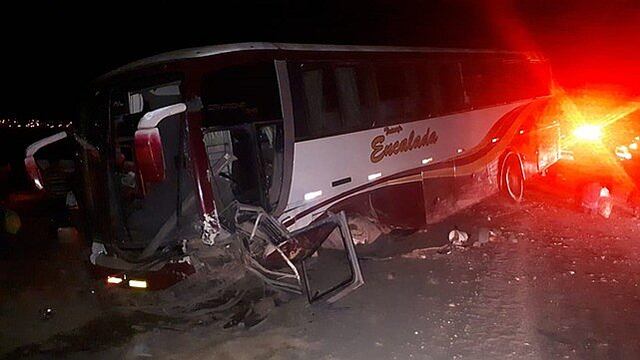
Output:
[{"xmin": 2, "ymin": 0, "xmax": 639, "ymax": 122}]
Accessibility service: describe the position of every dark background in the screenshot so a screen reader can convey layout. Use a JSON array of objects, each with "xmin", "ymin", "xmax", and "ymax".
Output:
[{"xmin": 2, "ymin": 0, "xmax": 639, "ymax": 122}]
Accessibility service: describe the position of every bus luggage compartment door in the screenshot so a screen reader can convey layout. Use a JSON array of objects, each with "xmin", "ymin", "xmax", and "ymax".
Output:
[{"xmin": 369, "ymin": 179, "xmax": 426, "ymax": 229}]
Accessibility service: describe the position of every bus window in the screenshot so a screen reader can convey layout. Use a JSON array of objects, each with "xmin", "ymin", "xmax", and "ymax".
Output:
[
  {"xmin": 500, "ymin": 61, "xmax": 525, "ymax": 103},
  {"xmin": 464, "ymin": 60, "xmax": 501, "ymax": 108},
  {"xmin": 374, "ymin": 63, "xmax": 409, "ymax": 126},
  {"xmin": 335, "ymin": 65, "xmax": 375, "ymax": 132},
  {"xmin": 294, "ymin": 63, "xmax": 376, "ymax": 139},
  {"xmin": 407, "ymin": 63, "xmax": 441, "ymax": 121},
  {"xmin": 494, "ymin": 60, "xmax": 550, "ymax": 104},
  {"xmin": 464, "ymin": 58, "xmax": 552, "ymax": 108},
  {"xmin": 437, "ymin": 62, "xmax": 467, "ymax": 113},
  {"xmin": 202, "ymin": 63, "xmax": 282, "ymax": 126},
  {"xmin": 519, "ymin": 61, "xmax": 551, "ymax": 99},
  {"xmin": 298, "ymin": 65, "xmax": 342, "ymax": 138}
]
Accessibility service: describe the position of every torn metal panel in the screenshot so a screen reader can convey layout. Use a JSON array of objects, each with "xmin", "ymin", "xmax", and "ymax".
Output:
[
  {"xmin": 298, "ymin": 212, "xmax": 365, "ymax": 303},
  {"xmin": 202, "ymin": 211, "xmax": 222, "ymax": 246},
  {"xmin": 232, "ymin": 203, "xmax": 303, "ymax": 294},
  {"xmin": 229, "ymin": 203, "xmax": 364, "ymax": 302}
]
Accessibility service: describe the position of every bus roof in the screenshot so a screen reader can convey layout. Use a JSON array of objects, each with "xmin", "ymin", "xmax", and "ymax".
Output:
[{"xmin": 98, "ymin": 42, "xmax": 542, "ymax": 83}]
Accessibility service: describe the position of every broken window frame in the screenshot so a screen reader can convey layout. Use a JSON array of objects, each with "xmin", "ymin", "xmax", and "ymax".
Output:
[
  {"xmin": 297, "ymin": 211, "xmax": 365, "ymax": 303},
  {"xmin": 234, "ymin": 203, "xmax": 304, "ymax": 295},
  {"xmin": 231, "ymin": 203, "xmax": 364, "ymax": 303}
]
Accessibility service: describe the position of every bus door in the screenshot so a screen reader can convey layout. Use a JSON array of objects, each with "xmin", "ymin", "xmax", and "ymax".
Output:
[
  {"xmin": 202, "ymin": 121, "xmax": 284, "ymax": 222},
  {"xmin": 203, "ymin": 124, "xmax": 263, "ymax": 216}
]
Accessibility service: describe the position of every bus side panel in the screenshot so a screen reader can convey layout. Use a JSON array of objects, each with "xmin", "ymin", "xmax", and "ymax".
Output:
[
  {"xmin": 511, "ymin": 99, "xmax": 558, "ymax": 180},
  {"xmin": 421, "ymin": 161, "xmax": 456, "ymax": 224},
  {"xmin": 327, "ymin": 192, "xmax": 373, "ymax": 217},
  {"xmin": 454, "ymin": 158, "xmax": 501, "ymax": 211},
  {"xmin": 370, "ymin": 181, "xmax": 426, "ymax": 228},
  {"xmin": 535, "ymin": 122, "xmax": 561, "ymax": 173}
]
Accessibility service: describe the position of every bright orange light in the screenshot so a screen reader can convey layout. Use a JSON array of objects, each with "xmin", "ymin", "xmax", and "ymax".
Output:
[
  {"xmin": 573, "ymin": 125, "xmax": 602, "ymax": 141},
  {"xmin": 549, "ymin": 87, "xmax": 640, "ymax": 194}
]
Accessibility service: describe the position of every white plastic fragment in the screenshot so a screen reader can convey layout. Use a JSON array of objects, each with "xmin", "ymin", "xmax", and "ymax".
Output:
[{"xmin": 448, "ymin": 229, "xmax": 469, "ymax": 246}]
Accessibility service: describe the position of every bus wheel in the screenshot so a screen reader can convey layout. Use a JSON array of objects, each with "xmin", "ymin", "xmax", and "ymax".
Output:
[{"xmin": 502, "ymin": 154, "xmax": 524, "ymax": 202}]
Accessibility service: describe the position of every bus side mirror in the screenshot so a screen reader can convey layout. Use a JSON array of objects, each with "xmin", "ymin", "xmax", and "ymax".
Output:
[
  {"xmin": 135, "ymin": 103, "xmax": 186, "ymax": 184},
  {"xmin": 134, "ymin": 128, "xmax": 166, "ymax": 183}
]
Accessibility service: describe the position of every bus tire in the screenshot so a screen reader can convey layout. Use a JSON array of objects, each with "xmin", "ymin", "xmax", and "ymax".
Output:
[{"xmin": 502, "ymin": 153, "xmax": 524, "ymax": 202}]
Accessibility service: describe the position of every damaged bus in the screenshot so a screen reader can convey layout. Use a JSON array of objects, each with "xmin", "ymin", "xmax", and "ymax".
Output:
[{"xmin": 26, "ymin": 43, "xmax": 558, "ymax": 300}]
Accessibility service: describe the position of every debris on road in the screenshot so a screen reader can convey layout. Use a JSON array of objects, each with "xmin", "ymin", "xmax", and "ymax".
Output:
[
  {"xmin": 449, "ymin": 229, "xmax": 469, "ymax": 247},
  {"xmin": 599, "ymin": 187, "xmax": 612, "ymax": 219},
  {"xmin": 401, "ymin": 244, "xmax": 450, "ymax": 259},
  {"xmin": 508, "ymin": 233, "xmax": 519, "ymax": 244},
  {"xmin": 387, "ymin": 273, "xmax": 396, "ymax": 280},
  {"xmin": 581, "ymin": 182, "xmax": 612, "ymax": 218},
  {"xmin": 231, "ymin": 204, "xmax": 364, "ymax": 303},
  {"xmin": 2, "ymin": 207, "xmax": 21, "ymax": 235},
  {"xmin": 347, "ymin": 215, "xmax": 391, "ymax": 246},
  {"xmin": 475, "ymin": 228, "xmax": 494, "ymax": 247},
  {"xmin": 40, "ymin": 307, "xmax": 55, "ymax": 321}
]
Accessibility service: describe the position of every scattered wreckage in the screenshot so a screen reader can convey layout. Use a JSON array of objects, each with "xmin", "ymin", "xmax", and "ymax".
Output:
[{"xmin": 214, "ymin": 203, "xmax": 364, "ymax": 303}]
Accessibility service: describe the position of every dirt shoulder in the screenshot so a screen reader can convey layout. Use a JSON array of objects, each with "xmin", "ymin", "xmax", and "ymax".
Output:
[{"xmin": 7, "ymin": 185, "xmax": 640, "ymax": 359}]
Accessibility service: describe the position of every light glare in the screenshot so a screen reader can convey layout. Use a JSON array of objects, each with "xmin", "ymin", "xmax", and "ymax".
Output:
[
  {"xmin": 129, "ymin": 279, "xmax": 147, "ymax": 288},
  {"xmin": 304, "ymin": 190, "xmax": 322, "ymax": 201},
  {"xmin": 573, "ymin": 125, "xmax": 602, "ymax": 141},
  {"xmin": 107, "ymin": 276, "xmax": 123, "ymax": 284}
]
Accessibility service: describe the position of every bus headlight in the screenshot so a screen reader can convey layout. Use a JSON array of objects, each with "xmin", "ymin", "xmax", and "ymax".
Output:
[{"xmin": 573, "ymin": 125, "xmax": 602, "ymax": 142}]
